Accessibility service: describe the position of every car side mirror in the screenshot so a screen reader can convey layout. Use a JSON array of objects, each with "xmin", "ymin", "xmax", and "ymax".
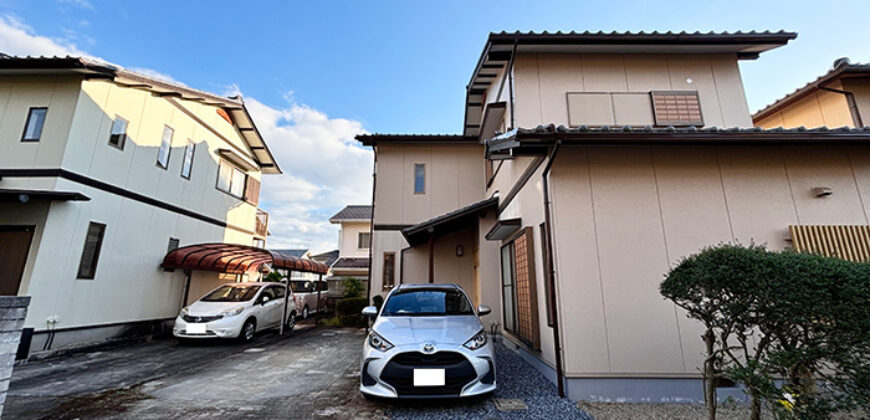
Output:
[
  {"xmin": 361, "ymin": 306, "xmax": 378, "ymax": 318},
  {"xmin": 261, "ymin": 296, "xmax": 270, "ymax": 304},
  {"xmin": 477, "ymin": 305, "xmax": 491, "ymax": 316}
]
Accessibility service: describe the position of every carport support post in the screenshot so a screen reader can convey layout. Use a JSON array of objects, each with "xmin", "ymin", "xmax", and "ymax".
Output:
[
  {"xmin": 181, "ymin": 270, "xmax": 192, "ymax": 309},
  {"xmin": 315, "ymin": 274, "xmax": 322, "ymax": 327},
  {"xmin": 427, "ymin": 232, "xmax": 435, "ymax": 283},
  {"xmin": 280, "ymin": 270, "xmax": 292, "ymax": 335}
]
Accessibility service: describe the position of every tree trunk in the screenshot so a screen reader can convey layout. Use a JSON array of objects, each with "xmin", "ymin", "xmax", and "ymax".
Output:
[
  {"xmin": 750, "ymin": 390, "xmax": 762, "ymax": 420},
  {"xmin": 703, "ymin": 328, "xmax": 717, "ymax": 420}
]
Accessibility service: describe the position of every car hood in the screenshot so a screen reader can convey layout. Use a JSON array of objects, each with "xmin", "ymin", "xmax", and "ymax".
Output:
[
  {"xmin": 186, "ymin": 301, "xmax": 249, "ymax": 316},
  {"xmin": 373, "ymin": 315, "xmax": 482, "ymax": 345}
]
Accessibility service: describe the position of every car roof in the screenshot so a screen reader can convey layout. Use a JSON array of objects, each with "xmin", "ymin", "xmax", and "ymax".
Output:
[
  {"xmin": 221, "ymin": 282, "xmax": 283, "ymax": 287},
  {"xmin": 396, "ymin": 283, "xmax": 462, "ymax": 291}
]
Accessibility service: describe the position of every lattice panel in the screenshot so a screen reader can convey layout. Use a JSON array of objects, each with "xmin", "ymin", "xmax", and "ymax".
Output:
[
  {"xmin": 651, "ymin": 91, "xmax": 703, "ymax": 126},
  {"xmin": 514, "ymin": 233, "xmax": 535, "ymax": 344},
  {"xmin": 789, "ymin": 225, "xmax": 870, "ymax": 262}
]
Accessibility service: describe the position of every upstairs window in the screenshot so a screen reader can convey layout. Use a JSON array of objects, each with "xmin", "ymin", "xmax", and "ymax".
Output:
[
  {"xmin": 77, "ymin": 222, "xmax": 106, "ymax": 279},
  {"xmin": 414, "ymin": 163, "xmax": 425, "ymax": 194},
  {"xmin": 21, "ymin": 107, "xmax": 47, "ymax": 142},
  {"xmin": 651, "ymin": 91, "xmax": 703, "ymax": 126},
  {"xmin": 217, "ymin": 160, "xmax": 247, "ymax": 198},
  {"xmin": 157, "ymin": 125, "xmax": 173, "ymax": 169},
  {"xmin": 108, "ymin": 116, "xmax": 128, "ymax": 150},
  {"xmin": 358, "ymin": 232, "xmax": 371, "ymax": 249},
  {"xmin": 180, "ymin": 140, "xmax": 195, "ymax": 179}
]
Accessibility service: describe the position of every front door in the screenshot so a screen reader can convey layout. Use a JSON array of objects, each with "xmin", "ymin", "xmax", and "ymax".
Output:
[{"xmin": 0, "ymin": 226, "xmax": 35, "ymax": 295}]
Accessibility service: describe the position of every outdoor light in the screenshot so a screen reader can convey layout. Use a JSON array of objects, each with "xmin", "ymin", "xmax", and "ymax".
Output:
[
  {"xmin": 812, "ymin": 187, "xmax": 833, "ymax": 197},
  {"xmin": 456, "ymin": 245, "xmax": 464, "ymax": 257}
]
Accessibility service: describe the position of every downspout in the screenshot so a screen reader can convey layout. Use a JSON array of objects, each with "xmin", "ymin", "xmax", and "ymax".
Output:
[
  {"xmin": 508, "ymin": 40, "xmax": 517, "ymax": 130},
  {"xmin": 819, "ymin": 85, "xmax": 865, "ymax": 127},
  {"xmin": 542, "ymin": 140, "xmax": 565, "ymax": 398}
]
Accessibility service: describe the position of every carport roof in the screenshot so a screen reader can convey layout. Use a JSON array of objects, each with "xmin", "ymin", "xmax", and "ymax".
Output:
[
  {"xmin": 162, "ymin": 243, "xmax": 328, "ymax": 274},
  {"xmin": 401, "ymin": 197, "xmax": 498, "ymax": 246}
]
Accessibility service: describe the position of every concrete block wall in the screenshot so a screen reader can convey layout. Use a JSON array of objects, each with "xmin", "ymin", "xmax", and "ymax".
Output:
[{"xmin": 0, "ymin": 296, "xmax": 30, "ymax": 416}]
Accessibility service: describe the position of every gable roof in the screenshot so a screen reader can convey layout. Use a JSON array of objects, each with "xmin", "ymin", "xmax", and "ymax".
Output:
[
  {"xmin": 355, "ymin": 134, "xmax": 477, "ymax": 146},
  {"xmin": 270, "ymin": 249, "xmax": 308, "ymax": 258},
  {"xmin": 464, "ymin": 30, "xmax": 797, "ymax": 136},
  {"xmin": 329, "ymin": 205, "xmax": 373, "ymax": 223},
  {"xmin": 0, "ymin": 55, "xmax": 281, "ymax": 174},
  {"xmin": 310, "ymin": 249, "xmax": 339, "ymax": 267},
  {"xmin": 752, "ymin": 59, "xmax": 870, "ymax": 123}
]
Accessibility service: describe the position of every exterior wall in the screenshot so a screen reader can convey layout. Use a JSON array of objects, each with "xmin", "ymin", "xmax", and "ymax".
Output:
[
  {"xmin": 548, "ymin": 145, "xmax": 870, "ymax": 382},
  {"xmin": 841, "ymin": 78, "xmax": 870, "ymax": 126},
  {"xmin": 512, "ymin": 53, "xmax": 754, "ymax": 129},
  {"xmin": 754, "ymin": 81, "xmax": 854, "ymax": 129},
  {"xmin": 338, "ymin": 221, "xmax": 371, "ymax": 258}
]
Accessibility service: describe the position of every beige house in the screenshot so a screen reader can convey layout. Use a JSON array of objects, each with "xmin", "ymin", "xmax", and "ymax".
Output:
[
  {"xmin": 327, "ymin": 205, "xmax": 372, "ymax": 294},
  {"xmin": 0, "ymin": 56, "xmax": 283, "ymax": 355},
  {"xmin": 754, "ymin": 58, "xmax": 869, "ymax": 129},
  {"xmin": 358, "ymin": 31, "xmax": 870, "ymax": 402}
]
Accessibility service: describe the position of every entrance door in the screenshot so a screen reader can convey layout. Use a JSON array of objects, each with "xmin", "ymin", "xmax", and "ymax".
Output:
[{"xmin": 0, "ymin": 226, "xmax": 35, "ymax": 295}]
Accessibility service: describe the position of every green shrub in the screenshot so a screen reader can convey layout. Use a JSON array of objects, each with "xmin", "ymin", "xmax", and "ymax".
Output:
[
  {"xmin": 342, "ymin": 277, "xmax": 364, "ymax": 298},
  {"xmin": 336, "ymin": 297, "xmax": 368, "ymax": 327},
  {"xmin": 372, "ymin": 295, "xmax": 384, "ymax": 311}
]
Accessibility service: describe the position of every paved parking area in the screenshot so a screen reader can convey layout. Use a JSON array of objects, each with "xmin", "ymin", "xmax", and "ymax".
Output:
[{"xmin": 6, "ymin": 325, "xmax": 591, "ymax": 419}]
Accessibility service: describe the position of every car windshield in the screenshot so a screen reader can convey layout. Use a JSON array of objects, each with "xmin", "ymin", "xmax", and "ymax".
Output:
[
  {"xmin": 381, "ymin": 289, "xmax": 474, "ymax": 316},
  {"xmin": 200, "ymin": 285, "xmax": 261, "ymax": 302}
]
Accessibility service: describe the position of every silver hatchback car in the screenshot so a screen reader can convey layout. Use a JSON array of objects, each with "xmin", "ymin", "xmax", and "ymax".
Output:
[{"xmin": 359, "ymin": 283, "xmax": 495, "ymax": 399}]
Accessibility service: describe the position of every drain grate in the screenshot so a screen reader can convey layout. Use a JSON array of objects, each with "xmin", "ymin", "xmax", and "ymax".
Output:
[{"xmin": 493, "ymin": 398, "xmax": 528, "ymax": 411}]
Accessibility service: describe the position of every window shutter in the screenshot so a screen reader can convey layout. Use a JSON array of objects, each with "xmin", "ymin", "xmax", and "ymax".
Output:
[
  {"xmin": 651, "ymin": 91, "xmax": 703, "ymax": 126},
  {"xmin": 513, "ymin": 228, "xmax": 540, "ymax": 350},
  {"xmin": 244, "ymin": 176, "xmax": 261, "ymax": 205}
]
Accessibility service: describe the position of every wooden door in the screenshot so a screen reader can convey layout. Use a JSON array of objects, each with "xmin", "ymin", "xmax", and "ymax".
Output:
[{"xmin": 0, "ymin": 226, "xmax": 35, "ymax": 295}]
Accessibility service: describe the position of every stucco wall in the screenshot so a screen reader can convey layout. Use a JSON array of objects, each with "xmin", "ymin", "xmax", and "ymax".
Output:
[
  {"xmin": 338, "ymin": 221, "xmax": 371, "ymax": 258},
  {"xmin": 549, "ymin": 145, "xmax": 870, "ymax": 378},
  {"xmin": 512, "ymin": 53, "xmax": 754, "ymax": 129}
]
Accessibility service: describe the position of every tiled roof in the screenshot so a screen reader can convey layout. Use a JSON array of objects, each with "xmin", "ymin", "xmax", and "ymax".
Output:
[
  {"xmin": 332, "ymin": 257, "xmax": 370, "ymax": 269},
  {"xmin": 270, "ymin": 249, "xmax": 308, "ymax": 258},
  {"xmin": 753, "ymin": 59, "xmax": 870, "ymax": 121},
  {"xmin": 310, "ymin": 250, "xmax": 339, "ymax": 267},
  {"xmin": 488, "ymin": 30, "xmax": 797, "ymax": 39},
  {"xmin": 402, "ymin": 197, "xmax": 499, "ymax": 246},
  {"xmin": 356, "ymin": 134, "xmax": 477, "ymax": 146},
  {"xmin": 329, "ymin": 205, "xmax": 373, "ymax": 222}
]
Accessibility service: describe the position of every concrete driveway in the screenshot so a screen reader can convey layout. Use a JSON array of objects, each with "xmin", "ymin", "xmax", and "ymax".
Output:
[{"xmin": 6, "ymin": 324, "xmax": 382, "ymax": 419}]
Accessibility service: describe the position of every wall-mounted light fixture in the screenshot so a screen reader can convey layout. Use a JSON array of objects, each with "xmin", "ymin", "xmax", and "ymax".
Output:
[
  {"xmin": 812, "ymin": 187, "xmax": 833, "ymax": 198},
  {"xmin": 456, "ymin": 245, "xmax": 464, "ymax": 257}
]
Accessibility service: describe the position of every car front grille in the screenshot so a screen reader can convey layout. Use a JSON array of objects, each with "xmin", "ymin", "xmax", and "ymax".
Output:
[
  {"xmin": 182, "ymin": 315, "xmax": 222, "ymax": 323},
  {"xmin": 380, "ymin": 351, "xmax": 477, "ymax": 397}
]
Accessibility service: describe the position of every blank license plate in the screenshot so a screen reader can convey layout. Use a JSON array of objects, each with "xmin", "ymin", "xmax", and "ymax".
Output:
[
  {"xmin": 187, "ymin": 323, "xmax": 206, "ymax": 334},
  {"xmin": 413, "ymin": 369, "xmax": 445, "ymax": 387}
]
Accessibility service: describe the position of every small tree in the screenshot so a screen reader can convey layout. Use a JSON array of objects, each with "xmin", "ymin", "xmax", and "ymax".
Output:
[
  {"xmin": 342, "ymin": 277, "xmax": 364, "ymax": 298},
  {"xmin": 264, "ymin": 271, "xmax": 284, "ymax": 283}
]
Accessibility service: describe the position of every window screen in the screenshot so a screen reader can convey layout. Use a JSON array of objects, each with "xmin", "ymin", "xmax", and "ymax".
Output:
[
  {"xmin": 109, "ymin": 116, "xmax": 128, "ymax": 149},
  {"xmin": 77, "ymin": 222, "xmax": 106, "ymax": 279},
  {"xmin": 157, "ymin": 125, "xmax": 173, "ymax": 169},
  {"xmin": 358, "ymin": 232, "xmax": 371, "ymax": 249},
  {"xmin": 651, "ymin": 91, "xmax": 703, "ymax": 126},
  {"xmin": 21, "ymin": 107, "xmax": 47, "ymax": 141}
]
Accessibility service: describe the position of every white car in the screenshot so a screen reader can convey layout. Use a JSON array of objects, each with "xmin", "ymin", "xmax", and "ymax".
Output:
[
  {"xmin": 173, "ymin": 282, "xmax": 297, "ymax": 342},
  {"xmin": 359, "ymin": 283, "xmax": 496, "ymax": 399}
]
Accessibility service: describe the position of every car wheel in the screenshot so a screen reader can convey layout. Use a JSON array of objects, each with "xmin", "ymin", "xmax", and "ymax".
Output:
[
  {"xmin": 239, "ymin": 318, "xmax": 256, "ymax": 342},
  {"xmin": 285, "ymin": 313, "xmax": 296, "ymax": 331},
  {"xmin": 302, "ymin": 305, "xmax": 309, "ymax": 320}
]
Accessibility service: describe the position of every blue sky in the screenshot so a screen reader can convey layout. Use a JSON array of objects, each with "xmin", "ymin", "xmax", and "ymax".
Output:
[{"xmin": 2, "ymin": 0, "xmax": 869, "ymax": 251}]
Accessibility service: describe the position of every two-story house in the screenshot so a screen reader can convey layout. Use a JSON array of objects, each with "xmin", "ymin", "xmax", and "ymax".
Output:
[
  {"xmin": 0, "ymin": 56, "xmax": 286, "ymax": 355},
  {"xmin": 358, "ymin": 31, "xmax": 870, "ymax": 402},
  {"xmin": 327, "ymin": 205, "xmax": 372, "ymax": 295}
]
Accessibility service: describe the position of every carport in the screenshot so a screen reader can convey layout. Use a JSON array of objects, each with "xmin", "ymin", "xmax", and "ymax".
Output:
[{"xmin": 162, "ymin": 243, "xmax": 329, "ymax": 333}]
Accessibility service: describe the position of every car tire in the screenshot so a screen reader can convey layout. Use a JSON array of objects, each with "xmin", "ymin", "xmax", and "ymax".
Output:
[
  {"xmin": 302, "ymin": 305, "xmax": 309, "ymax": 320},
  {"xmin": 285, "ymin": 313, "xmax": 296, "ymax": 331},
  {"xmin": 239, "ymin": 318, "xmax": 256, "ymax": 342}
]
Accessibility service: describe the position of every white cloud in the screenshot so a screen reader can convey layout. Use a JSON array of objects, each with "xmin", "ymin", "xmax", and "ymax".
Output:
[
  {"xmin": 57, "ymin": 0, "xmax": 95, "ymax": 10},
  {"xmin": 0, "ymin": 14, "xmax": 87, "ymax": 57},
  {"xmin": 243, "ymin": 95, "xmax": 372, "ymax": 253},
  {"xmin": 127, "ymin": 67, "xmax": 187, "ymax": 86}
]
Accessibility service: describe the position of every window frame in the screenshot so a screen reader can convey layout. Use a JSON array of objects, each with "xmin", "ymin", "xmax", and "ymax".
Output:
[
  {"xmin": 156, "ymin": 125, "xmax": 174, "ymax": 169},
  {"xmin": 413, "ymin": 163, "xmax": 426, "ymax": 194},
  {"xmin": 21, "ymin": 107, "xmax": 48, "ymax": 142},
  {"xmin": 358, "ymin": 232, "xmax": 371, "ymax": 249},
  {"xmin": 215, "ymin": 159, "xmax": 248, "ymax": 199},
  {"xmin": 180, "ymin": 139, "xmax": 195, "ymax": 180},
  {"xmin": 76, "ymin": 222, "xmax": 107, "ymax": 279},
  {"xmin": 383, "ymin": 252, "xmax": 396, "ymax": 290},
  {"xmin": 108, "ymin": 115, "xmax": 129, "ymax": 150}
]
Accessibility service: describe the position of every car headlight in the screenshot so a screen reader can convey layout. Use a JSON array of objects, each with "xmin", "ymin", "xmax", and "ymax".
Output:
[
  {"xmin": 368, "ymin": 331, "xmax": 394, "ymax": 352},
  {"xmin": 180, "ymin": 307, "xmax": 189, "ymax": 317},
  {"xmin": 463, "ymin": 329, "xmax": 488, "ymax": 350},
  {"xmin": 220, "ymin": 306, "xmax": 245, "ymax": 318}
]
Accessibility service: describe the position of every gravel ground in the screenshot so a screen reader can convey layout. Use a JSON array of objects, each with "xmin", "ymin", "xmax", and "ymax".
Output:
[
  {"xmin": 578, "ymin": 401, "xmax": 757, "ymax": 420},
  {"xmin": 385, "ymin": 339, "xmax": 592, "ymax": 419}
]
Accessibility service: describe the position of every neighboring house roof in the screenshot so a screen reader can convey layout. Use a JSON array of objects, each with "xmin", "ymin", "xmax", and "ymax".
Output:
[
  {"xmin": 355, "ymin": 134, "xmax": 477, "ymax": 146},
  {"xmin": 486, "ymin": 124, "xmax": 870, "ymax": 157},
  {"xmin": 311, "ymin": 250, "xmax": 339, "ymax": 267},
  {"xmin": 329, "ymin": 205, "xmax": 373, "ymax": 223},
  {"xmin": 402, "ymin": 197, "xmax": 499, "ymax": 246},
  {"xmin": 0, "ymin": 55, "xmax": 281, "ymax": 174},
  {"xmin": 462, "ymin": 30, "xmax": 797, "ymax": 136},
  {"xmin": 331, "ymin": 257, "xmax": 371, "ymax": 269},
  {"xmin": 270, "ymin": 249, "xmax": 309, "ymax": 258},
  {"xmin": 752, "ymin": 59, "xmax": 870, "ymax": 123}
]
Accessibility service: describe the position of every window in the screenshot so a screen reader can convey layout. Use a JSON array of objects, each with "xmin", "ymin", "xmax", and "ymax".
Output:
[
  {"xmin": 156, "ymin": 125, "xmax": 173, "ymax": 169},
  {"xmin": 499, "ymin": 227, "xmax": 540, "ymax": 349},
  {"xmin": 414, "ymin": 163, "xmax": 425, "ymax": 194},
  {"xmin": 383, "ymin": 253, "xmax": 395, "ymax": 289},
  {"xmin": 216, "ymin": 160, "xmax": 247, "ymax": 198},
  {"xmin": 77, "ymin": 222, "xmax": 106, "ymax": 279},
  {"xmin": 651, "ymin": 91, "xmax": 703, "ymax": 126},
  {"xmin": 167, "ymin": 237, "xmax": 180, "ymax": 253},
  {"xmin": 358, "ymin": 232, "xmax": 371, "ymax": 249},
  {"xmin": 180, "ymin": 140, "xmax": 195, "ymax": 179},
  {"xmin": 566, "ymin": 92, "xmax": 654, "ymax": 126},
  {"xmin": 21, "ymin": 107, "xmax": 47, "ymax": 142},
  {"xmin": 108, "ymin": 116, "xmax": 128, "ymax": 150},
  {"xmin": 201, "ymin": 285, "xmax": 260, "ymax": 302},
  {"xmin": 381, "ymin": 289, "xmax": 473, "ymax": 316}
]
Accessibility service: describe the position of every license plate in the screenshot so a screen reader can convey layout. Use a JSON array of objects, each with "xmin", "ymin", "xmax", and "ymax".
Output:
[
  {"xmin": 187, "ymin": 323, "xmax": 206, "ymax": 334},
  {"xmin": 413, "ymin": 369, "xmax": 445, "ymax": 387}
]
